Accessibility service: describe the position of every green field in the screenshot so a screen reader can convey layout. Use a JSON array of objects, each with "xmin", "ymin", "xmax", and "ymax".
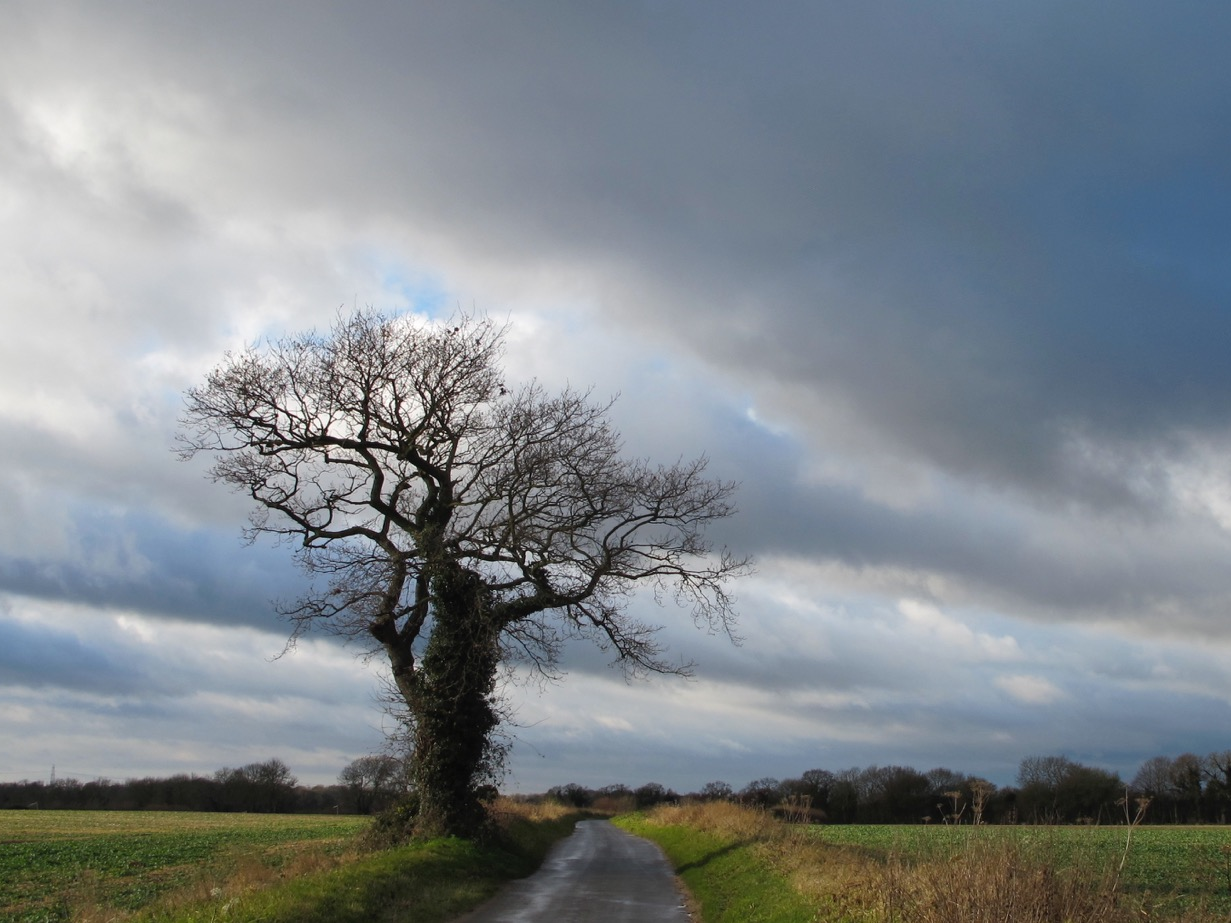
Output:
[{"xmin": 0, "ymin": 811, "xmax": 369, "ymax": 923}]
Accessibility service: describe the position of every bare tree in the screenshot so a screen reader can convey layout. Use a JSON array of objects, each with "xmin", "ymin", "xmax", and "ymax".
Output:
[
  {"xmin": 1204, "ymin": 750, "xmax": 1231, "ymax": 823},
  {"xmin": 339, "ymin": 754, "xmax": 404, "ymax": 814},
  {"xmin": 214, "ymin": 758, "xmax": 298, "ymax": 813},
  {"xmin": 179, "ymin": 310, "xmax": 750, "ymax": 837},
  {"xmin": 697, "ymin": 780, "xmax": 734, "ymax": 801},
  {"xmin": 1131, "ymin": 755, "xmax": 1177, "ymax": 799},
  {"xmin": 1017, "ymin": 754, "xmax": 1076, "ymax": 789}
]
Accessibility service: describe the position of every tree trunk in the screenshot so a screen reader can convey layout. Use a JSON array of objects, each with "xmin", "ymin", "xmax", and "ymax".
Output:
[{"xmin": 407, "ymin": 565, "xmax": 503, "ymax": 838}]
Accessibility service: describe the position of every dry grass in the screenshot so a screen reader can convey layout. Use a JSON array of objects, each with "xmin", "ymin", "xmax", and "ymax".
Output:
[
  {"xmin": 489, "ymin": 795, "xmax": 577, "ymax": 825},
  {"xmin": 636, "ymin": 801, "xmax": 1231, "ymax": 923},
  {"xmin": 649, "ymin": 799, "xmax": 780, "ymax": 841},
  {"xmin": 878, "ymin": 836, "xmax": 1130, "ymax": 923}
]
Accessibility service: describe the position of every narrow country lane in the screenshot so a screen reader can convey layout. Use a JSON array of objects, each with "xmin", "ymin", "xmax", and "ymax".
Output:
[{"xmin": 454, "ymin": 819, "xmax": 691, "ymax": 922}]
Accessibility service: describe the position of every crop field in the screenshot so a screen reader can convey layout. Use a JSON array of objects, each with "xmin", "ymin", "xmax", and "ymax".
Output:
[
  {"xmin": 0, "ymin": 810, "xmax": 369, "ymax": 923},
  {"xmin": 808, "ymin": 823, "xmax": 1231, "ymax": 918}
]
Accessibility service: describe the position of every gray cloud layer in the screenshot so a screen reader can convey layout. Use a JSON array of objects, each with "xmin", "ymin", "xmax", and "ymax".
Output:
[{"xmin": 3, "ymin": 1, "xmax": 1231, "ymax": 788}]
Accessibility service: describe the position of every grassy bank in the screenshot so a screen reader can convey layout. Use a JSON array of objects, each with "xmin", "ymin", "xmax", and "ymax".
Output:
[
  {"xmin": 620, "ymin": 802, "xmax": 1231, "ymax": 923},
  {"xmin": 1, "ymin": 801, "xmax": 579, "ymax": 923},
  {"xmin": 616, "ymin": 804, "xmax": 819, "ymax": 923}
]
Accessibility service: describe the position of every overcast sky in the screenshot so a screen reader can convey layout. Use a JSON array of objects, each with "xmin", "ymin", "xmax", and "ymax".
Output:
[{"xmin": 3, "ymin": 1, "xmax": 1231, "ymax": 795}]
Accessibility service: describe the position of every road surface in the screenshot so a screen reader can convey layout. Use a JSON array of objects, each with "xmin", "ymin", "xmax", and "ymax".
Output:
[{"xmin": 455, "ymin": 818, "xmax": 691, "ymax": 922}]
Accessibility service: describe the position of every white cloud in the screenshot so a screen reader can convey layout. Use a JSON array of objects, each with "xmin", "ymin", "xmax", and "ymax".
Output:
[
  {"xmin": 995, "ymin": 674, "xmax": 1067, "ymax": 706},
  {"xmin": 588, "ymin": 716, "xmax": 632, "ymax": 733},
  {"xmin": 897, "ymin": 599, "xmax": 1022, "ymax": 663}
]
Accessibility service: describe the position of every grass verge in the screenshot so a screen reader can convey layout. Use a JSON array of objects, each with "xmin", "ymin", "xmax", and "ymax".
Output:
[{"xmin": 616, "ymin": 804, "xmax": 819, "ymax": 923}]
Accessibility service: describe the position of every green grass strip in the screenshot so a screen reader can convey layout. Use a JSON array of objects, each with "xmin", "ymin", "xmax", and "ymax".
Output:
[{"xmin": 615, "ymin": 814, "xmax": 818, "ymax": 923}]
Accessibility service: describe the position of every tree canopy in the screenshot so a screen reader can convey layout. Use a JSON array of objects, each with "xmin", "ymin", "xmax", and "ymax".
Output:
[{"xmin": 179, "ymin": 310, "xmax": 750, "ymax": 836}]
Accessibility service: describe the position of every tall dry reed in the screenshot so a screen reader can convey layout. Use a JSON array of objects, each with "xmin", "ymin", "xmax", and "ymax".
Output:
[{"xmin": 878, "ymin": 835, "xmax": 1130, "ymax": 923}]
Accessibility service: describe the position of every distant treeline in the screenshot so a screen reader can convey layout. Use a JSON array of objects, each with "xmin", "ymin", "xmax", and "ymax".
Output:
[
  {"xmin": 0, "ymin": 756, "xmax": 405, "ymax": 815},
  {"xmin": 540, "ymin": 750, "xmax": 1231, "ymax": 825},
  {"xmin": 8, "ymin": 749, "xmax": 1231, "ymax": 823}
]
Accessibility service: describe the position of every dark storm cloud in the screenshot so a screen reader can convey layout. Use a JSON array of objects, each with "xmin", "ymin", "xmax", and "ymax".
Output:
[
  {"xmin": 0, "ymin": 509, "xmax": 305, "ymax": 631},
  {"xmin": 0, "ymin": 608, "xmax": 154, "ymax": 696},
  {"xmin": 738, "ymin": 473, "xmax": 1231, "ymax": 624},
  {"xmin": 172, "ymin": 1, "xmax": 1231, "ymax": 481},
  {"xmin": 5, "ymin": 0, "xmax": 1230, "ymax": 638},
  {"xmin": 12, "ymin": 0, "xmax": 1231, "ymax": 507}
]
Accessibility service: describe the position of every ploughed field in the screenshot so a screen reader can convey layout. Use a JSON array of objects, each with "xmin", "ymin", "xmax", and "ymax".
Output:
[{"xmin": 0, "ymin": 810, "xmax": 368, "ymax": 922}]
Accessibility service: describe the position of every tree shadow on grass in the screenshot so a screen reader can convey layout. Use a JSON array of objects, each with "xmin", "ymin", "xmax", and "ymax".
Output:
[{"xmin": 674, "ymin": 839, "xmax": 752, "ymax": 874}]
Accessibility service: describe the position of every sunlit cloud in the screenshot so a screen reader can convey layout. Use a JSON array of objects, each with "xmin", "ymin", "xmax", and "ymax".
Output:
[{"xmin": 995, "ymin": 674, "xmax": 1068, "ymax": 706}]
